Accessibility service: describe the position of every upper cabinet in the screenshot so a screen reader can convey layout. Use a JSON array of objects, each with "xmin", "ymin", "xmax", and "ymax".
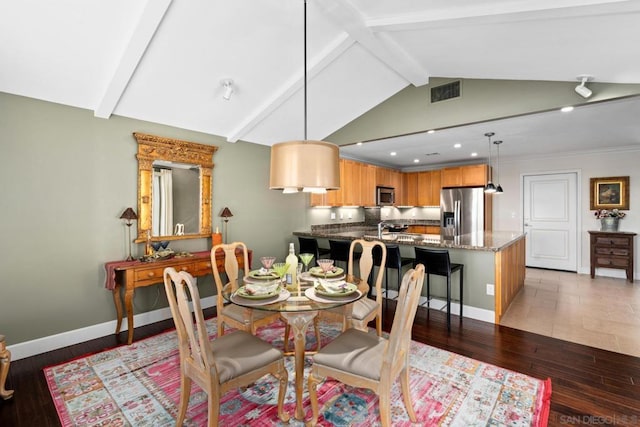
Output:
[
  {"xmin": 441, "ymin": 164, "xmax": 489, "ymax": 188},
  {"xmin": 310, "ymin": 160, "xmax": 487, "ymax": 207}
]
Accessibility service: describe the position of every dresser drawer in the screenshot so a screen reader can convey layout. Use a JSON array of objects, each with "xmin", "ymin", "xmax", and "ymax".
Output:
[
  {"xmin": 134, "ymin": 262, "xmax": 195, "ymax": 285},
  {"xmin": 594, "ymin": 236, "xmax": 631, "ymax": 247},
  {"xmin": 195, "ymin": 259, "xmax": 213, "ymax": 276},
  {"xmin": 595, "ymin": 257, "xmax": 629, "ymax": 268},
  {"xmin": 595, "ymin": 247, "xmax": 629, "ymax": 256}
]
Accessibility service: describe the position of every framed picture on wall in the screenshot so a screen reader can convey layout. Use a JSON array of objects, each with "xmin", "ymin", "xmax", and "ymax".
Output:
[{"xmin": 590, "ymin": 176, "xmax": 629, "ymax": 210}]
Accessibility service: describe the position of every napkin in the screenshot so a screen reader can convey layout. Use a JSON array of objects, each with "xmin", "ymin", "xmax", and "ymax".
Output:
[{"xmin": 315, "ymin": 279, "xmax": 348, "ymax": 294}]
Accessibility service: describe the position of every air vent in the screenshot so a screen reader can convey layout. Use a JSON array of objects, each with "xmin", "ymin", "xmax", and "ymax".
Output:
[
  {"xmin": 424, "ymin": 152, "xmax": 440, "ymax": 156},
  {"xmin": 430, "ymin": 81, "xmax": 461, "ymax": 103}
]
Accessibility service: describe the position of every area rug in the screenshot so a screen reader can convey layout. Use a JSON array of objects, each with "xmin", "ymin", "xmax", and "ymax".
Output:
[{"xmin": 45, "ymin": 318, "xmax": 551, "ymax": 426}]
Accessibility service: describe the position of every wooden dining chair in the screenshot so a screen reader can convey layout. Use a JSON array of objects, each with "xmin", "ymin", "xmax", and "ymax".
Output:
[
  {"xmin": 0, "ymin": 334, "xmax": 14, "ymax": 400},
  {"xmin": 307, "ymin": 264, "xmax": 425, "ymax": 427},
  {"xmin": 321, "ymin": 239, "xmax": 387, "ymax": 335},
  {"xmin": 163, "ymin": 267, "xmax": 289, "ymax": 426},
  {"xmin": 211, "ymin": 242, "xmax": 282, "ymax": 337}
]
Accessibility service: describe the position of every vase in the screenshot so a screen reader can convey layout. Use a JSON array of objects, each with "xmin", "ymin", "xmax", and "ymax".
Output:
[{"xmin": 600, "ymin": 217, "xmax": 619, "ymax": 232}]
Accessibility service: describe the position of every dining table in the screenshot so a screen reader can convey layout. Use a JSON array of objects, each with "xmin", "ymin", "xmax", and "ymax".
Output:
[{"xmin": 222, "ymin": 268, "xmax": 369, "ymax": 421}]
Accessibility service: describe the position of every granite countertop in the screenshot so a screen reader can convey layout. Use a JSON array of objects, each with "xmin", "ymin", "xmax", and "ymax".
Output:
[{"xmin": 293, "ymin": 229, "xmax": 526, "ymax": 252}]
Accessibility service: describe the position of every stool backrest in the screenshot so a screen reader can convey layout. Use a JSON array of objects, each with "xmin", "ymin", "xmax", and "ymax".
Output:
[
  {"xmin": 329, "ymin": 239, "xmax": 352, "ymax": 262},
  {"xmin": 298, "ymin": 237, "xmax": 321, "ymax": 264},
  {"xmin": 414, "ymin": 247, "xmax": 451, "ymax": 275}
]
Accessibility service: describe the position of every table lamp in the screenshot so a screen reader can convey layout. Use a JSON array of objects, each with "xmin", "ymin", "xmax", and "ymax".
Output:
[
  {"xmin": 120, "ymin": 207, "xmax": 138, "ymax": 261},
  {"xmin": 220, "ymin": 207, "xmax": 233, "ymax": 243}
]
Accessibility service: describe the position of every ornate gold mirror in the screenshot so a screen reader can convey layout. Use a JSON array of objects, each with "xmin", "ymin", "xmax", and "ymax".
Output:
[{"xmin": 134, "ymin": 132, "xmax": 218, "ymax": 242}]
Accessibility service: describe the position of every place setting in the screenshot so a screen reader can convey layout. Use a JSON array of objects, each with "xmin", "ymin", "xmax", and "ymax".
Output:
[
  {"xmin": 231, "ymin": 280, "xmax": 290, "ymax": 306},
  {"xmin": 304, "ymin": 278, "xmax": 362, "ymax": 304},
  {"xmin": 300, "ymin": 258, "xmax": 345, "ymax": 282}
]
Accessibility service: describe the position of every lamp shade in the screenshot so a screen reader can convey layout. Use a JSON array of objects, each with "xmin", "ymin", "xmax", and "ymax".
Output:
[
  {"xmin": 269, "ymin": 140, "xmax": 340, "ymax": 192},
  {"xmin": 119, "ymin": 207, "xmax": 138, "ymax": 221},
  {"xmin": 220, "ymin": 207, "xmax": 233, "ymax": 218}
]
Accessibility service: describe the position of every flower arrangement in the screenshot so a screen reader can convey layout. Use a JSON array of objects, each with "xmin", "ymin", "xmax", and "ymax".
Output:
[{"xmin": 594, "ymin": 209, "xmax": 626, "ymax": 219}]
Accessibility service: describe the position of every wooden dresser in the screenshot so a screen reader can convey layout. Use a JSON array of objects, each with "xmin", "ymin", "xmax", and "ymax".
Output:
[
  {"xmin": 588, "ymin": 231, "xmax": 636, "ymax": 282},
  {"xmin": 106, "ymin": 249, "xmax": 251, "ymax": 344}
]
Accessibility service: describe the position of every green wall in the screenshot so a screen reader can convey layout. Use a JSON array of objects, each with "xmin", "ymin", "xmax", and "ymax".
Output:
[{"xmin": 0, "ymin": 92, "xmax": 309, "ymax": 346}]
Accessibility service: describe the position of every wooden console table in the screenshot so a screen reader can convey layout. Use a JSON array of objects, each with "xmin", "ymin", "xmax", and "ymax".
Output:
[
  {"xmin": 589, "ymin": 231, "xmax": 636, "ymax": 282},
  {"xmin": 105, "ymin": 249, "xmax": 251, "ymax": 344}
]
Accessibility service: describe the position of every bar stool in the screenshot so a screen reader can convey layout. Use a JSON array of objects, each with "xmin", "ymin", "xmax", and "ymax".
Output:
[
  {"xmin": 414, "ymin": 247, "xmax": 464, "ymax": 331},
  {"xmin": 0, "ymin": 334, "xmax": 14, "ymax": 400},
  {"xmin": 373, "ymin": 244, "xmax": 415, "ymax": 299},
  {"xmin": 329, "ymin": 239, "xmax": 360, "ymax": 270},
  {"xmin": 298, "ymin": 236, "xmax": 331, "ymax": 267}
]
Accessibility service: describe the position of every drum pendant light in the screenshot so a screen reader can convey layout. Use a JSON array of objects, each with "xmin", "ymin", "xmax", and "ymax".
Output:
[{"xmin": 269, "ymin": 0, "xmax": 340, "ymax": 194}]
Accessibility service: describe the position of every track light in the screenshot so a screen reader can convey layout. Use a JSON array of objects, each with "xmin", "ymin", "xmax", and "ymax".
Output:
[
  {"xmin": 575, "ymin": 75, "xmax": 593, "ymax": 99},
  {"xmin": 221, "ymin": 79, "xmax": 234, "ymax": 100}
]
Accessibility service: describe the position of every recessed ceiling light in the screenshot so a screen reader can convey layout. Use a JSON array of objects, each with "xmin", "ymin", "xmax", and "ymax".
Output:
[
  {"xmin": 413, "ymin": 159, "xmax": 419, "ymax": 163},
  {"xmin": 471, "ymin": 152, "xmax": 478, "ymax": 157},
  {"xmin": 454, "ymin": 143, "xmax": 462, "ymax": 149},
  {"xmin": 427, "ymin": 130, "xmax": 436, "ymax": 134},
  {"xmin": 356, "ymin": 142, "xmax": 362, "ymax": 146},
  {"xmin": 561, "ymin": 106, "xmax": 574, "ymax": 113},
  {"xmin": 390, "ymin": 152, "xmax": 397, "ymax": 156}
]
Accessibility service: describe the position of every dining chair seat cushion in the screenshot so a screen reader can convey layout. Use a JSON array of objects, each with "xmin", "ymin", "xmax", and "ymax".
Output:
[
  {"xmin": 222, "ymin": 303, "xmax": 273, "ymax": 323},
  {"xmin": 211, "ymin": 330, "xmax": 284, "ymax": 383},
  {"xmin": 312, "ymin": 328, "xmax": 385, "ymax": 381},
  {"xmin": 351, "ymin": 297, "xmax": 377, "ymax": 321}
]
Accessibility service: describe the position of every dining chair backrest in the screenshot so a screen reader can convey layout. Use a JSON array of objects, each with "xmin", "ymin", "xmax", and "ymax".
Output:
[
  {"xmin": 211, "ymin": 241, "xmax": 250, "ymax": 307},
  {"xmin": 384, "ymin": 264, "xmax": 425, "ymax": 372},
  {"xmin": 348, "ymin": 239, "xmax": 386, "ymax": 292},
  {"xmin": 164, "ymin": 268, "xmax": 215, "ymax": 379}
]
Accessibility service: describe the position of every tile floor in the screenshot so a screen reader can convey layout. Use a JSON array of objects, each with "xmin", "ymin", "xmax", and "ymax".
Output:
[{"xmin": 500, "ymin": 268, "xmax": 640, "ymax": 358}]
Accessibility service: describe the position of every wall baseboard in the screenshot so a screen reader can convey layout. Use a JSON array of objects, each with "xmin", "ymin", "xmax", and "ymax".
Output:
[{"xmin": 8, "ymin": 296, "xmax": 218, "ymax": 361}]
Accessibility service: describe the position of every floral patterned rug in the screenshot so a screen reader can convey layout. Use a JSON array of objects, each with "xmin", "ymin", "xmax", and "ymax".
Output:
[{"xmin": 45, "ymin": 318, "xmax": 551, "ymax": 426}]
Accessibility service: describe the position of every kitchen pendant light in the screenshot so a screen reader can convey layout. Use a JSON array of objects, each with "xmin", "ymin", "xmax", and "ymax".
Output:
[
  {"xmin": 269, "ymin": 0, "xmax": 340, "ymax": 194},
  {"xmin": 484, "ymin": 132, "xmax": 496, "ymax": 193},
  {"xmin": 493, "ymin": 140, "xmax": 503, "ymax": 194}
]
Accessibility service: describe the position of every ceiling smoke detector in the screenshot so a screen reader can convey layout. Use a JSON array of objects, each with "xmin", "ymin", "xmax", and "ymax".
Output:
[{"xmin": 575, "ymin": 75, "xmax": 593, "ymax": 98}]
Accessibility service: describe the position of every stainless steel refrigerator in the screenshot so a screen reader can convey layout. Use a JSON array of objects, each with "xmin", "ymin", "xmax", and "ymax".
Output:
[{"xmin": 441, "ymin": 187, "xmax": 485, "ymax": 238}]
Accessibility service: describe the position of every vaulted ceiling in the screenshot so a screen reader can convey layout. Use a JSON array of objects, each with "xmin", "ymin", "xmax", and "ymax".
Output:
[{"xmin": 3, "ymin": 0, "xmax": 640, "ymax": 161}]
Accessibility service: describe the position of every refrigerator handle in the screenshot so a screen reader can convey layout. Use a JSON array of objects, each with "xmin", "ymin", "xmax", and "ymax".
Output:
[{"xmin": 454, "ymin": 200, "xmax": 461, "ymax": 235}]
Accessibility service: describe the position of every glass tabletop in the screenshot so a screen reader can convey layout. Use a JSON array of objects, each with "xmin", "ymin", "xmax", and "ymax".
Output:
[{"xmin": 222, "ymin": 274, "xmax": 369, "ymax": 313}]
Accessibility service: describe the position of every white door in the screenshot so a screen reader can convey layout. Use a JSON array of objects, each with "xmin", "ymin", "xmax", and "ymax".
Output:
[{"xmin": 523, "ymin": 172, "xmax": 578, "ymax": 271}]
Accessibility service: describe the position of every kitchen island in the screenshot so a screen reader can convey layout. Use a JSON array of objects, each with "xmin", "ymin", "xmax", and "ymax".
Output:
[{"xmin": 293, "ymin": 228, "xmax": 525, "ymax": 324}]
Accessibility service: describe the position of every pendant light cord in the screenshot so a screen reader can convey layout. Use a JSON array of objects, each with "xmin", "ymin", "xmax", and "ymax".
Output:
[{"xmin": 303, "ymin": 0, "xmax": 308, "ymax": 141}]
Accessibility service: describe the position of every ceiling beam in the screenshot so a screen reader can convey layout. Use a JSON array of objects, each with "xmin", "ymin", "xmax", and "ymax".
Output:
[
  {"xmin": 226, "ymin": 33, "xmax": 354, "ymax": 143},
  {"xmin": 366, "ymin": 0, "xmax": 637, "ymax": 32},
  {"xmin": 94, "ymin": 0, "xmax": 172, "ymax": 119},
  {"xmin": 314, "ymin": 0, "xmax": 429, "ymax": 87}
]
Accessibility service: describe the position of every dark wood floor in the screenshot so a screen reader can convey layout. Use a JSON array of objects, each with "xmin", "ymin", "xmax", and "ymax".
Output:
[{"xmin": 1, "ymin": 302, "xmax": 639, "ymax": 426}]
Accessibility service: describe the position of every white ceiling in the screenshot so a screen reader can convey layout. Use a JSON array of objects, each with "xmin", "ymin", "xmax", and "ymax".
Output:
[{"xmin": 2, "ymin": 0, "xmax": 640, "ymax": 162}]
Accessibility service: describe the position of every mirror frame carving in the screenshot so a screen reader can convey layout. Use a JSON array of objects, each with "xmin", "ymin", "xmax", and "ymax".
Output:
[{"xmin": 133, "ymin": 132, "xmax": 218, "ymax": 242}]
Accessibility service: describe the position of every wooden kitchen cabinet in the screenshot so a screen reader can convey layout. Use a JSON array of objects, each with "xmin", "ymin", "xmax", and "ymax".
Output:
[
  {"xmin": 441, "ymin": 164, "xmax": 489, "ymax": 187},
  {"xmin": 361, "ymin": 163, "xmax": 377, "ymax": 206},
  {"xmin": 416, "ymin": 170, "xmax": 441, "ymax": 206},
  {"xmin": 403, "ymin": 173, "xmax": 418, "ymax": 206},
  {"xmin": 407, "ymin": 225, "xmax": 441, "ymax": 234}
]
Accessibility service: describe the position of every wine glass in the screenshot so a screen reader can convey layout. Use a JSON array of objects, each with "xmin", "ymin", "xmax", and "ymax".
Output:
[
  {"xmin": 317, "ymin": 259, "xmax": 334, "ymax": 280},
  {"xmin": 299, "ymin": 253, "xmax": 314, "ymax": 272},
  {"xmin": 272, "ymin": 262, "xmax": 289, "ymax": 283},
  {"xmin": 260, "ymin": 256, "xmax": 276, "ymax": 270}
]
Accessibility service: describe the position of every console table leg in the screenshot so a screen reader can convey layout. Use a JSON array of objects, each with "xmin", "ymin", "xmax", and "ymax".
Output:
[
  {"xmin": 113, "ymin": 284, "xmax": 123, "ymax": 336},
  {"xmin": 0, "ymin": 335, "xmax": 14, "ymax": 400},
  {"xmin": 125, "ymin": 288, "xmax": 135, "ymax": 345}
]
